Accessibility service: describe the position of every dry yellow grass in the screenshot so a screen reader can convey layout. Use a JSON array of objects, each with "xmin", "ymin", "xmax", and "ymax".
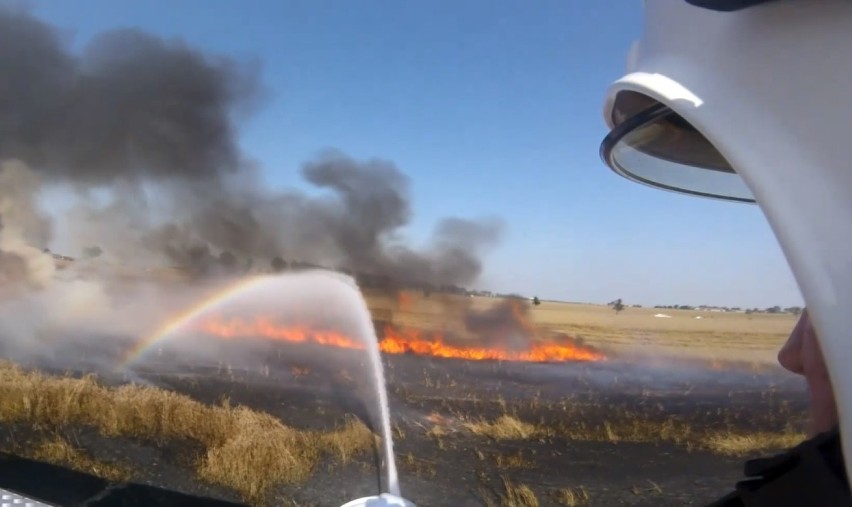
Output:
[
  {"xmin": 425, "ymin": 424, "xmax": 447, "ymax": 438},
  {"xmin": 699, "ymin": 431, "xmax": 805, "ymax": 456},
  {"xmin": 465, "ymin": 413, "xmax": 804, "ymax": 457},
  {"xmin": 556, "ymin": 487, "xmax": 590, "ymax": 506},
  {"xmin": 0, "ymin": 362, "xmax": 374, "ymax": 505},
  {"xmin": 561, "ymin": 417, "xmax": 696, "ymax": 445},
  {"xmin": 494, "ymin": 451, "xmax": 533, "ymax": 469},
  {"xmin": 465, "ymin": 415, "xmax": 546, "ymax": 440},
  {"xmin": 320, "ymin": 418, "xmax": 376, "ymax": 463},
  {"xmin": 484, "ymin": 477, "xmax": 539, "ymax": 507}
]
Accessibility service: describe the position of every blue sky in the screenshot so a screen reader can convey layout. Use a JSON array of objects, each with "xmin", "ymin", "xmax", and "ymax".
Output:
[{"xmin": 27, "ymin": 0, "xmax": 801, "ymax": 308}]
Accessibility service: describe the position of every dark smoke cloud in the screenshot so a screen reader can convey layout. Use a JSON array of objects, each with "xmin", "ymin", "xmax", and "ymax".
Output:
[
  {"xmin": 290, "ymin": 153, "xmax": 503, "ymax": 284},
  {"xmin": 0, "ymin": 6, "xmax": 502, "ymax": 287},
  {"xmin": 0, "ymin": 6, "xmax": 256, "ymax": 184},
  {"xmin": 464, "ymin": 299, "xmax": 535, "ymax": 351}
]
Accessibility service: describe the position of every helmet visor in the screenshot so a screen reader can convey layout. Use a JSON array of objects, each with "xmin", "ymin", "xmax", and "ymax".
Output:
[{"xmin": 600, "ymin": 93, "xmax": 755, "ymax": 203}]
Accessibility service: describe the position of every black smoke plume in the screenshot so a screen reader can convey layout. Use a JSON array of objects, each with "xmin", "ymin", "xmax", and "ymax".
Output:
[{"xmin": 0, "ymin": 6, "xmax": 501, "ymax": 287}]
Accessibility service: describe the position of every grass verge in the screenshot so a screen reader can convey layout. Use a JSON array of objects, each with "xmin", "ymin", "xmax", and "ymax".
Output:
[
  {"xmin": 484, "ymin": 477, "xmax": 539, "ymax": 507},
  {"xmin": 465, "ymin": 415, "xmax": 547, "ymax": 440},
  {"xmin": 465, "ymin": 414, "xmax": 804, "ymax": 457},
  {"xmin": 0, "ymin": 361, "xmax": 374, "ymax": 505},
  {"xmin": 555, "ymin": 486, "xmax": 590, "ymax": 506}
]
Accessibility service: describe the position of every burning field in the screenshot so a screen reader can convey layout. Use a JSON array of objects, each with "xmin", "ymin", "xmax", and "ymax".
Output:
[
  {"xmin": 196, "ymin": 298, "xmax": 606, "ymax": 364},
  {"xmin": 0, "ymin": 275, "xmax": 807, "ymax": 507},
  {"xmin": 0, "ymin": 7, "xmax": 809, "ymax": 507}
]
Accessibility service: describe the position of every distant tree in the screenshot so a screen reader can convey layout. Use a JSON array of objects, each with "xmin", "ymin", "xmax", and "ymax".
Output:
[
  {"xmin": 766, "ymin": 305, "xmax": 782, "ymax": 314},
  {"xmin": 611, "ymin": 298, "xmax": 625, "ymax": 314},
  {"xmin": 785, "ymin": 306, "xmax": 803, "ymax": 316},
  {"xmin": 532, "ymin": 296, "xmax": 541, "ymax": 306},
  {"xmin": 271, "ymin": 256, "xmax": 287, "ymax": 272},
  {"xmin": 82, "ymin": 246, "xmax": 102, "ymax": 259}
]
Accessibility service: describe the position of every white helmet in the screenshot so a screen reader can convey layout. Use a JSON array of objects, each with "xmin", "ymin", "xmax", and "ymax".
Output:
[{"xmin": 600, "ymin": 0, "xmax": 852, "ymax": 485}]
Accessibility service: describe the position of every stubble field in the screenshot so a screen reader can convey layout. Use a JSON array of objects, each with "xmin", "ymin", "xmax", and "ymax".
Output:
[{"xmin": 0, "ymin": 288, "xmax": 805, "ymax": 506}]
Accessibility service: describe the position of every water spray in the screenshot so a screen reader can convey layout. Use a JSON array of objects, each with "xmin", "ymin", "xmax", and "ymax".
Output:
[
  {"xmin": 338, "ymin": 271, "xmax": 413, "ymax": 506},
  {"xmin": 340, "ymin": 493, "xmax": 416, "ymax": 507},
  {"xmin": 124, "ymin": 270, "xmax": 416, "ymax": 505}
]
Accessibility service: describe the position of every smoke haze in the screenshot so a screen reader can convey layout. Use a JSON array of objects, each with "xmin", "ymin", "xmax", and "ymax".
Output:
[
  {"xmin": 0, "ymin": 5, "xmax": 502, "ymax": 286},
  {"xmin": 0, "ymin": 6, "xmax": 503, "ymax": 376}
]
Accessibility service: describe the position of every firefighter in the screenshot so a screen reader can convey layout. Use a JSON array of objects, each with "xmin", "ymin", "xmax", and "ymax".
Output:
[{"xmin": 599, "ymin": 1, "xmax": 852, "ymax": 505}]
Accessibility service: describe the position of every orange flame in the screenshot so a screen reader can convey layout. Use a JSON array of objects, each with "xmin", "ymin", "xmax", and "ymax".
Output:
[
  {"xmin": 379, "ymin": 325, "xmax": 604, "ymax": 362},
  {"xmin": 194, "ymin": 314, "xmax": 605, "ymax": 363}
]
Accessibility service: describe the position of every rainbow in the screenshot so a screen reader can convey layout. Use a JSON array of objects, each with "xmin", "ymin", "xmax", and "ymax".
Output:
[{"xmin": 120, "ymin": 276, "xmax": 268, "ymax": 368}]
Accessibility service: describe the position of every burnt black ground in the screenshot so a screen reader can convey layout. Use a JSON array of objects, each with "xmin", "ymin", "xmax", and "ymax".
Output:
[{"xmin": 0, "ymin": 342, "xmax": 808, "ymax": 507}]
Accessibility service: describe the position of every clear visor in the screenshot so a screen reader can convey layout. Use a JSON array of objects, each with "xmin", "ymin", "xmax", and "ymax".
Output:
[{"xmin": 601, "ymin": 91, "xmax": 755, "ymax": 203}]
